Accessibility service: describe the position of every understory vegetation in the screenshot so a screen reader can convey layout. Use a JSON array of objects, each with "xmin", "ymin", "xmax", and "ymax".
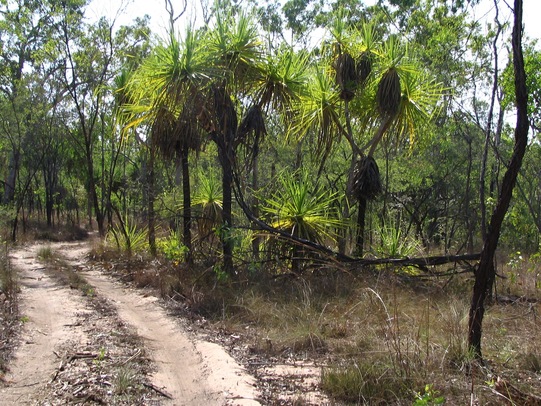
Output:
[
  {"xmin": 3, "ymin": 222, "xmax": 539, "ymax": 403},
  {"xmin": 88, "ymin": 237, "xmax": 540, "ymax": 405}
]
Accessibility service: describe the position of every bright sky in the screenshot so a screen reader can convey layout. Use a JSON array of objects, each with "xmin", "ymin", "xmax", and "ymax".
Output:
[{"xmin": 87, "ymin": 0, "xmax": 541, "ymax": 44}]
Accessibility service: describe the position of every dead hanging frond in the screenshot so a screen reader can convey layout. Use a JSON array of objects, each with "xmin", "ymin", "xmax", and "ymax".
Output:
[
  {"xmin": 376, "ymin": 67, "xmax": 401, "ymax": 117},
  {"xmin": 151, "ymin": 103, "xmax": 203, "ymax": 161},
  {"xmin": 236, "ymin": 104, "xmax": 267, "ymax": 172},
  {"xmin": 334, "ymin": 52, "xmax": 358, "ymax": 101},
  {"xmin": 356, "ymin": 51, "xmax": 372, "ymax": 85},
  {"xmin": 211, "ymin": 83, "xmax": 238, "ymax": 145},
  {"xmin": 151, "ymin": 106, "xmax": 177, "ymax": 159},
  {"xmin": 237, "ymin": 105, "xmax": 266, "ymax": 144},
  {"xmin": 352, "ymin": 156, "xmax": 382, "ymax": 200}
]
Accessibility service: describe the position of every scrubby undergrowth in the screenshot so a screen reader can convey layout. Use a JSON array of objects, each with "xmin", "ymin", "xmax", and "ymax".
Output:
[{"xmin": 89, "ymin": 239, "xmax": 541, "ymax": 405}]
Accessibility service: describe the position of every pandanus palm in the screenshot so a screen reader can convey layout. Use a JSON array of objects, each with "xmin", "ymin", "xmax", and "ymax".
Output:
[
  {"xmin": 123, "ymin": 27, "xmax": 209, "ymax": 258},
  {"xmin": 261, "ymin": 170, "xmax": 342, "ymax": 272},
  {"xmin": 239, "ymin": 46, "xmax": 311, "ymax": 257},
  {"xmin": 195, "ymin": 10, "xmax": 265, "ymax": 273},
  {"xmin": 350, "ymin": 35, "xmax": 443, "ymax": 255},
  {"xmin": 288, "ymin": 10, "xmax": 443, "ymax": 256}
]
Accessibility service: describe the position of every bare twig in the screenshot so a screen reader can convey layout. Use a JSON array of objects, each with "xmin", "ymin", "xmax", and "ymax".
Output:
[{"xmin": 143, "ymin": 382, "xmax": 173, "ymax": 399}]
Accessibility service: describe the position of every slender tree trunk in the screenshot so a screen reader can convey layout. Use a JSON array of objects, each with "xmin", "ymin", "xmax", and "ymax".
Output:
[
  {"xmin": 464, "ymin": 136, "xmax": 474, "ymax": 253},
  {"xmin": 356, "ymin": 197, "xmax": 368, "ymax": 257},
  {"xmin": 355, "ymin": 115, "xmax": 394, "ymax": 255},
  {"xmin": 468, "ymin": 0, "xmax": 528, "ymax": 357},
  {"xmin": 220, "ymin": 144, "xmax": 234, "ymax": 274},
  {"xmin": 479, "ymin": 1, "xmax": 503, "ymax": 241},
  {"xmin": 3, "ymin": 150, "xmax": 20, "ymax": 204},
  {"xmin": 181, "ymin": 146, "xmax": 192, "ymax": 259},
  {"xmin": 148, "ymin": 146, "xmax": 157, "ymax": 256},
  {"xmin": 251, "ymin": 152, "xmax": 260, "ymax": 260},
  {"xmin": 85, "ymin": 137, "xmax": 105, "ymax": 236}
]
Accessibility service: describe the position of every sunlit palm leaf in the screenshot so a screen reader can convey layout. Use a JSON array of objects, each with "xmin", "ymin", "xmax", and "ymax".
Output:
[
  {"xmin": 290, "ymin": 67, "xmax": 344, "ymax": 159},
  {"xmin": 253, "ymin": 46, "xmax": 310, "ymax": 115},
  {"xmin": 260, "ymin": 171, "xmax": 343, "ymax": 243},
  {"xmin": 192, "ymin": 170, "xmax": 223, "ymax": 239},
  {"xmin": 207, "ymin": 10, "xmax": 262, "ymax": 85},
  {"xmin": 122, "ymin": 26, "xmax": 211, "ymax": 156},
  {"xmin": 392, "ymin": 69, "xmax": 444, "ymax": 148}
]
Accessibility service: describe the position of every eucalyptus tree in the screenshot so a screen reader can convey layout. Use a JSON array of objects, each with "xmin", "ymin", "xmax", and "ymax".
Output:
[
  {"xmin": 56, "ymin": 3, "xmax": 151, "ymax": 236},
  {"xmin": 468, "ymin": 0, "xmax": 528, "ymax": 358},
  {"xmin": 0, "ymin": 0, "xmax": 89, "ymax": 238}
]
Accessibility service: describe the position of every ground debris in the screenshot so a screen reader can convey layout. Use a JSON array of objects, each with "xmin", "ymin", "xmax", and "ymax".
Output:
[{"xmin": 36, "ymin": 286, "xmax": 162, "ymax": 405}]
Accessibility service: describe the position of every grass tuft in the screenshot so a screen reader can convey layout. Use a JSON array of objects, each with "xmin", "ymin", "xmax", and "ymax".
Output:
[
  {"xmin": 37, "ymin": 246, "xmax": 54, "ymax": 261},
  {"xmin": 321, "ymin": 359, "xmax": 408, "ymax": 404},
  {"xmin": 114, "ymin": 364, "xmax": 137, "ymax": 395}
]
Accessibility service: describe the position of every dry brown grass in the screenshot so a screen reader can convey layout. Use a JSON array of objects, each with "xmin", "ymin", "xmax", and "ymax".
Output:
[
  {"xmin": 181, "ymin": 265, "xmax": 540, "ymax": 404},
  {"xmin": 0, "ymin": 241, "xmax": 17, "ymax": 377}
]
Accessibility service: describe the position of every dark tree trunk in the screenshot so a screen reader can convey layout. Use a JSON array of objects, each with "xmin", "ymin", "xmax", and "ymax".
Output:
[
  {"xmin": 220, "ymin": 144, "xmax": 234, "ymax": 274},
  {"xmin": 479, "ymin": 2, "xmax": 503, "ymax": 242},
  {"xmin": 356, "ymin": 196, "xmax": 368, "ymax": 257},
  {"xmin": 181, "ymin": 146, "xmax": 192, "ymax": 259},
  {"xmin": 3, "ymin": 149, "xmax": 20, "ymax": 204},
  {"xmin": 468, "ymin": 0, "xmax": 528, "ymax": 358},
  {"xmin": 87, "ymin": 154, "xmax": 104, "ymax": 236},
  {"xmin": 148, "ymin": 147, "xmax": 157, "ymax": 256},
  {"xmin": 251, "ymin": 152, "xmax": 260, "ymax": 260}
]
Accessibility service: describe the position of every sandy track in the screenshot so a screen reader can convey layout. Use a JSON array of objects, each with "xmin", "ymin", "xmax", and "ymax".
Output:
[
  {"xmin": 1, "ymin": 244, "xmax": 89, "ymax": 404},
  {"xmin": 1, "ymin": 241, "xmax": 260, "ymax": 405}
]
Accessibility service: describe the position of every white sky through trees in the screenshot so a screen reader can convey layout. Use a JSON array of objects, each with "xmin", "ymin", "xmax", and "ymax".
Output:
[{"xmin": 88, "ymin": 0, "xmax": 541, "ymax": 44}]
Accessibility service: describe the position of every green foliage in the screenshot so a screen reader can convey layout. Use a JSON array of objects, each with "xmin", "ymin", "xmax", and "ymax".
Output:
[
  {"xmin": 114, "ymin": 365, "xmax": 137, "ymax": 395},
  {"xmin": 501, "ymin": 41, "xmax": 541, "ymax": 130},
  {"xmin": 413, "ymin": 384, "xmax": 445, "ymax": 405},
  {"xmin": 192, "ymin": 170, "xmax": 223, "ymax": 240},
  {"xmin": 107, "ymin": 216, "xmax": 148, "ymax": 255},
  {"xmin": 374, "ymin": 222, "xmax": 422, "ymax": 259},
  {"xmin": 157, "ymin": 231, "xmax": 189, "ymax": 263},
  {"xmin": 37, "ymin": 246, "xmax": 54, "ymax": 261},
  {"xmin": 321, "ymin": 359, "xmax": 410, "ymax": 404},
  {"xmin": 260, "ymin": 170, "xmax": 343, "ymax": 243}
]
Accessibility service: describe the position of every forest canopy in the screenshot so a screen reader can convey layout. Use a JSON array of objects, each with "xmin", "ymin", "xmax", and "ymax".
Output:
[{"xmin": 0, "ymin": 0, "xmax": 537, "ymax": 268}]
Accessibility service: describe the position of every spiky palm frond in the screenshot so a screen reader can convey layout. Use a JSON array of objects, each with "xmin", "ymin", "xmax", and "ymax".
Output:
[
  {"xmin": 192, "ymin": 170, "xmax": 223, "ymax": 240},
  {"xmin": 260, "ymin": 171, "xmax": 343, "ymax": 243},
  {"xmin": 208, "ymin": 10, "xmax": 262, "ymax": 85},
  {"xmin": 329, "ymin": 7, "xmax": 350, "ymax": 46},
  {"xmin": 122, "ymin": 26, "xmax": 211, "ymax": 157},
  {"xmin": 253, "ymin": 47, "xmax": 310, "ymax": 115},
  {"xmin": 391, "ymin": 69, "xmax": 444, "ymax": 148},
  {"xmin": 290, "ymin": 67, "xmax": 344, "ymax": 159}
]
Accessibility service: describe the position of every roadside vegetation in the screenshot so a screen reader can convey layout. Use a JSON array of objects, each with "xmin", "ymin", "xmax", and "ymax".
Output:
[{"xmin": 89, "ymin": 227, "xmax": 541, "ymax": 405}]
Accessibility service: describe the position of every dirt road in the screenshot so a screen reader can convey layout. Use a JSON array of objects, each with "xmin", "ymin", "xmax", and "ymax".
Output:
[{"xmin": 0, "ymin": 241, "xmax": 260, "ymax": 405}]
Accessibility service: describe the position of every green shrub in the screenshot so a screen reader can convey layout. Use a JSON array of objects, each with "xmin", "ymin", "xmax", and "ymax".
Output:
[
  {"xmin": 157, "ymin": 230, "xmax": 189, "ymax": 263},
  {"xmin": 107, "ymin": 215, "xmax": 148, "ymax": 255}
]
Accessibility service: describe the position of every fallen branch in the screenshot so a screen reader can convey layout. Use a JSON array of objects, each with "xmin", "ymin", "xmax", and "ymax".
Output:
[
  {"xmin": 50, "ymin": 352, "xmax": 99, "ymax": 383},
  {"xmin": 143, "ymin": 382, "xmax": 173, "ymax": 399},
  {"xmin": 349, "ymin": 253, "xmax": 481, "ymax": 268},
  {"xmin": 495, "ymin": 376, "xmax": 541, "ymax": 405}
]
